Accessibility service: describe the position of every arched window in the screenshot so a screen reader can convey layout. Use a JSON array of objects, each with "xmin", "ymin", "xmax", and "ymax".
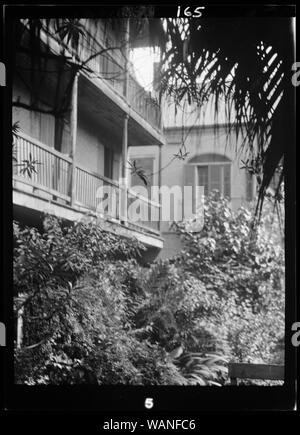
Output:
[{"xmin": 186, "ymin": 153, "xmax": 231, "ymax": 198}]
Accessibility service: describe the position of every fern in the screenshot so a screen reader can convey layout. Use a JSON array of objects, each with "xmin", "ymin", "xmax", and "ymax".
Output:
[{"xmin": 177, "ymin": 352, "xmax": 228, "ymax": 386}]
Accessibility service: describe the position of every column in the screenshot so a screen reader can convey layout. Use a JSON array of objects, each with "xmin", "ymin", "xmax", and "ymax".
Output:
[
  {"xmin": 123, "ymin": 18, "xmax": 130, "ymax": 98},
  {"xmin": 69, "ymin": 72, "xmax": 78, "ymax": 206},
  {"xmin": 158, "ymin": 143, "xmax": 162, "ymax": 231},
  {"xmin": 120, "ymin": 113, "xmax": 129, "ymax": 223},
  {"xmin": 120, "ymin": 18, "xmax": 130, "ymax": 223}
]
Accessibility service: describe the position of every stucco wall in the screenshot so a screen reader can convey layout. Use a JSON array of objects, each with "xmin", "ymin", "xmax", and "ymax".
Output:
[
  {"xmin": 12, "ymin": 77, "xmax": 123, "ymax": 179},
  {"xmin": 129, "ymin": 125, "xmax": 256, "ymax": 259},
  {"xmin": 76, "ymin": 111, "xmax": 105, "ymax": 175},
  {"xmin": 13, "ymin": 77, "xmax": 55, "ymax": 148},
  {"xmin": 163, "ymin": 126, "xmax": 250, "ymax": 209},
  {"xmin": 159, "ymin": 126, "xmax": 253, "ymax": 258}
]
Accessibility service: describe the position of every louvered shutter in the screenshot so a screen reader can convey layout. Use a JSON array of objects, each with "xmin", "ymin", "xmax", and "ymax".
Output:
[
  {"xmin": 197, "ymin": 166, "xmax": 208, "ymax": 196},
  {"xmin": 183, "ymin": 164, "xmax": 196, "ymax": 218},
  {"xmin": 209, "ymin": 165, "xmax": 222, "ymax": 193}
]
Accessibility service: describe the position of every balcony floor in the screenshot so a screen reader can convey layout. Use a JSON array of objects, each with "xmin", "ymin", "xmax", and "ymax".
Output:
[{"xmin": 13, "ymin": 183, "xmax": 164, "ymax": 255}]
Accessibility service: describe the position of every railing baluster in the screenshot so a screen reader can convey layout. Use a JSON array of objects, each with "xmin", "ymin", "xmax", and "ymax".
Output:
[
  {"xmin": 39, "ymin": 145, "xmax": 43, "ymax": 186},
  {"xmin": 88, "ymin": 173, "xmax": 90, "ymax": 206},
  {"xmin": 82, "ymin": 170, "xmax": 84, "ymax": 204},
  {"xmin": 29, "ymin": 140, "xmax": 33, "ymax": 182},
  {"xmin": 80, "ymin": 169, "xmax": 82, "ymax": 204},
  {"xmin": 86, "ymin": 171, "xmax": 89, "ymax": 206},
  {"xmin": 15, "ymin": 133, "xmax": 161, "ymax": 234},
  {"xmin": 45, "ymin": 150, "xmax": 48, "ymax": 189},
  {"xmin": 14, "ymin": 133, "xmax": 72, "ymax": 202},
  {"xmin": 79, "ymin": 169, "xmax": 82, "ymax": 203},
  {"xmin": 60, "ymin": 159, "xmax": 62, "ymax": 195},
  {"xmin": 84, "ymin": 171, "xmax": 86, "ymax": 204},
  {"xmin": 38, "ymin": 145, "xmax": 42, "ymax": 185},
  {"xmin": 82, "ymin": 170, "xmax": 85, "ymax": 205},
  {"xmin": 80, "ymin": 169, "xmax": 83, "ymax": 204},
  {"xmin": 65, "ymin": 161, "xmax": 68, "ymax": 195},
  {"xmin": 90, "ymin": 174, "xmax": 92, "ymax": 207}
]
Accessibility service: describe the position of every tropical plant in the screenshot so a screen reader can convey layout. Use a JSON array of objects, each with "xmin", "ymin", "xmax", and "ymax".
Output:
[
  {"xmin": 176, "ymin": 352, "xmax": 228, "ymax": 386},
  {"xmin": 13, "ymin": 215, "xmax": 205, "ymax": 385},
  {"xmin": 14, "ymin": 214, "xmax": 230, "ymax": 385},
  {"xmin": 173, "ymin": 191, "xmax": 285, "ymax": 368},
  {"xmin": 159, "ymin": 12, "xmax": 295, "ymax": 214},
  {"xmin": 131, "ymin": 260, "xmax": 229, "ymax": 385}
]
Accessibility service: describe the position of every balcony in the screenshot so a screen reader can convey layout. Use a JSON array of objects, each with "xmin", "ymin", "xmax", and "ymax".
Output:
[
  {"xmin": 13, "ymin": 132, "xmax": 162, "ymax": 243},
  {"xmin": 79, "ymin": 40, "xmax": 162, "ymax": 132},
  {"xmin": 19, "ymin": 18, "xmax": 163, "ymax": 146}
]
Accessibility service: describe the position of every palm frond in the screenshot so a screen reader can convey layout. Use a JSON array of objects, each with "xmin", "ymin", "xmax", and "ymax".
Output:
[{"xmin": 160, "ymin": 16, "xmax": 294, "ymax": 216}]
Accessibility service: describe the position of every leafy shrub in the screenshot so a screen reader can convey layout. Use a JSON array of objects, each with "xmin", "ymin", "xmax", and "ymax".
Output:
[
  {"xmin": 173, "ymin": 191, "xmax": 285, "ymax": 368},
  {"xmin": 14, "ymin": 191, "xmax": 284, "ymax": 386},
  {"xmin": 129, "ymin": 261, "xmax": 229, "ymax": 385},
  {"xmin": 14, "ymin": 215, "xmax": 188, "ymax": 385}
]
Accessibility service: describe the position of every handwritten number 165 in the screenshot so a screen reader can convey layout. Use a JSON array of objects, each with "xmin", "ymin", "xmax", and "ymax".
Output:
[{"xmin": 177, "ymin": 6, "xmax": 205, "ymax": 18}]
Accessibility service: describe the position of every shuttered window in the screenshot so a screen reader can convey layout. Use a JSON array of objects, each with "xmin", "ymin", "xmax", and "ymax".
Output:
[
  {"xmin": 197, "ymin": 166, "xmax": 208, "ymax": 196},
  {"xmin": 197, "ymin": 164, "xmax": 231, "ymax": 198}
]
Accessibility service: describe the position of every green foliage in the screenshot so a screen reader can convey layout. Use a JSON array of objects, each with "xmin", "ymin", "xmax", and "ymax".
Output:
[
  {"xmin": 14, "ymin": 215, "xmax": 184, "ymax": 385},
  {"xmin": 177, "ymin": 352, "xmax": 228, "ymax": 386},
  {"xmin": 129, "ymin": 260, "xmax": 229, "ymax": 385},
  {"xmin": 161, "ymin": 17, "xmax": 291, "ymax": 214},
  {"xmin": 14, "ymin": 191, "xmax": 284, "ymax": 385},
  {"xmin": 174, "ymin": 191, "xmax": 285, "ymax": 368}
]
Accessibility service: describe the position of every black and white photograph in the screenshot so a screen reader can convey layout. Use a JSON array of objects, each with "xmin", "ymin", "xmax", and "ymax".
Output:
[{"xmin": 0, "ymin": 3, "xmax": 298, "ymax": 416}]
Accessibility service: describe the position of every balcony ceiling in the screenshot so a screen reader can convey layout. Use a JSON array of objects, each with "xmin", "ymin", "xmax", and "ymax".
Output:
[{"xmin": 79, "ymin": 75, "xmax": 164, "ymax": 148}]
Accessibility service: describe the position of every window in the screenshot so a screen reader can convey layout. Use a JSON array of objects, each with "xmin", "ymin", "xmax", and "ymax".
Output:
[
  {"xmin": 197, "ymin": 164, "xmax": 231, "ymax": 197},
  {"xmin": 192, "ymin": 154, "xmax": 231, "ymax": 198},
  {"xmin": 183, "ymin": 154, "xmax": 231, "ymax": 217}
]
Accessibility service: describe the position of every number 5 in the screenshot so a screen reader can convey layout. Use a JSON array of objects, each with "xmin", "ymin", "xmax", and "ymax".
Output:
[
  {"xmin": 194, "ymin": 7, "xmax": 204, "ymax": 18},
  {"xmin": 145, "ymin": 397, "xmax": 154, "ymax": 409}
]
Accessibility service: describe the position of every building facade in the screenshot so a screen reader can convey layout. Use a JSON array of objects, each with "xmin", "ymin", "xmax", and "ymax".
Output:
[
  {"xmin": 129, "ymin": 100, "xmax": 256, "ymax": 259},
  {"xmin": 12, "ymin": 18, "xmax": 165, "ymax": 262},
  {"xmin": 12, "ymin": 18, "xmax": 256, "ymax": 262}
]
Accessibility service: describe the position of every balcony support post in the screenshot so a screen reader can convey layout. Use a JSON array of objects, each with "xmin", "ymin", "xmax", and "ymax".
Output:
[
  {"xmin": 69, "ymin": 72, "xmax": 79, "ymax": 206},
  {"xmin": 120, "ymin": 113, "xmax": 129, "ymax": 223},
  {"xmin": 123, "ymin": 18, "xmax": 130, "ymax": 98},
  {"xmin": 119, "ymin": 19, "xmax": 130, "ymax": 223},
  {"xmin": 158, "ymin": 143, "xmax": 162, "ymax": 231}
]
